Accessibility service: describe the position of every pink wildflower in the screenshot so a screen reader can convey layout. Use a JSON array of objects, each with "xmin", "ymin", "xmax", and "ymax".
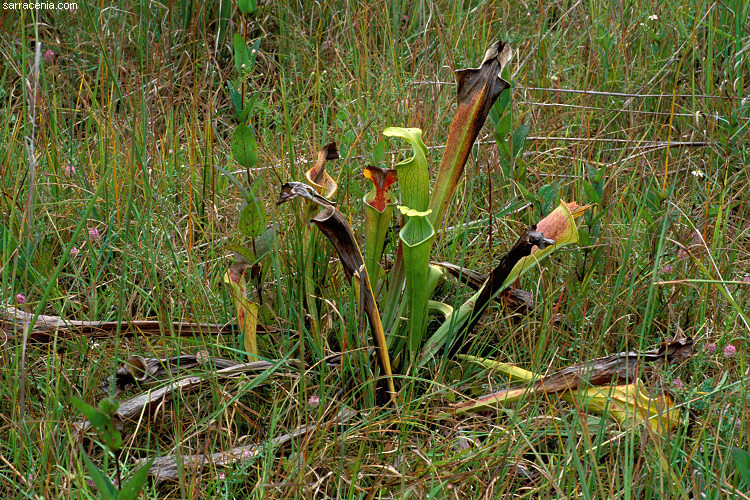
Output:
[
  {"xmin": 63, "ymin": 164, "xmax": 76, "ymax": 176},
  {"xmin": 16, "ymin": 293, "xmax": 26, "ymax": 304},
  {"xmin": 43, "ymin": 50, "xmax": 55, "ymax": 64},
  {"xmin": 69, "ymin": 246, "xmax": 80, "ymax": 257},
  {"xmin": 308, "ymin": 395, "xmax": 320, "ymax": 408},
  {"xmin": 88, "ymin": 227, "xmax": 100, "ymax": 241},
  {"xmin": 672, "ymin": 378, "xmax": 684, "ymax": 390},
  {"xmin": 706, "ymin": 343, "xmax": 717, "ymax": 355},
  {"xmin": 723, "ymin": 345, "xmax": 736, "ymax": 359}
]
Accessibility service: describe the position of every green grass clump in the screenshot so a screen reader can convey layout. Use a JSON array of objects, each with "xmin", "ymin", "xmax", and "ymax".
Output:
[{"xmin": 1, "ymin": 0, "xmax": 749, "ymax": 498}]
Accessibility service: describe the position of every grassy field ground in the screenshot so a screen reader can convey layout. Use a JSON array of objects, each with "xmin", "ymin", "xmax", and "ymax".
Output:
[{"xmin": 1, "ymin": 0, "xmax": 749, "ymax": 498}]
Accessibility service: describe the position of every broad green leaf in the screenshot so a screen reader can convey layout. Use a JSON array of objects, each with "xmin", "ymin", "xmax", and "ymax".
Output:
[
  {"xmin": 232, "ymin": 124, "xmax": 258, "ymax": 170},
  {"xmin": 97, "ymin": 398, "xmax": 119, "ymax": 417},
  {"xmin": 214, "ymin": 164, "xmax": 251, "ymax": 200},
  {"xmin": 237, "ymin": 0, "xmax": 256, "ymax": 14},
  {"xmin": 496, "ymin": 111, "xmax": 512, "ymax": 142},
  {"xmin": 233, "ymin": 33, "xmax": 250, "ymax": 73},
  {"xmin": 226, "ymin": 243, "xmax": 256, "ymax": 264},
  {"xmin": 511, "ymin": 121, "xmax": 530, "ymax": 158},
  {"xmin": 70, "ymin": 396, "xmax": 122, "ymax": 451},
  {"xmin": 238, "ymin": 200, "xmax": 264, "ymax": 239},
  {"xmin": 227, "ymin": 80, "xmax": 242, "ymax": 116},
  {"xmin": 238, "ymin": 95, "xmax": 257, "ymax": 122},
  {"xmin": 253, "ymin": 223, "xmax": 278, "ymax": 259},
  {"xmin": 117, "ymin": 459, "xmax": 154, "ymax": 500},
  {"xmin": 247, "ymin": 38, "xmax": 261, "ymax": 70},
  {"xmin": 583, "ymin": 181, "xmax": 601, "ymax": 204},
  {"xmin": 81, "ymin": 449, "xmax": 117, "ymax": 499},
  {"xmin": 732, "ymin": 448, "xmax": 750, "ymax": 486}
]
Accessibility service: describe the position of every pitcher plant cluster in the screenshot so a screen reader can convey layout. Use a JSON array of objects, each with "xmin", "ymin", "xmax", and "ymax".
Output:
[{"xmin": 227, "ymin": 40, "xmax": 584, "ymax": 398}]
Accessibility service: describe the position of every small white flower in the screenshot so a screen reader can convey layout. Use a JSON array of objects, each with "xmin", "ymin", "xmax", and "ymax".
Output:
[
  {"xmin": 648, "ymin": 14, "xmax": 658, "ymax": 20},
  {"xmin": 691, "ymin": 169, "xmax": 705, "ymax": 178}
]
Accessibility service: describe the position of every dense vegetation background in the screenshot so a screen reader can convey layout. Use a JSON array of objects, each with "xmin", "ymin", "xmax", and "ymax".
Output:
[{"xmin": 1, "ymin": 0, "xmax": 749, "ymax": 497}]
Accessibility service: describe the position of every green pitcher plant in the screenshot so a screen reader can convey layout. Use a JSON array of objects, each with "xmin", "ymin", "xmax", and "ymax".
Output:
[{"xmin": 276, "ymin": 39, "xmax": 588, "ymax": 392}]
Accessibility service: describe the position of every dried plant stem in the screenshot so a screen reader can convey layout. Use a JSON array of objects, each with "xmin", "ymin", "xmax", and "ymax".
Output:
[{"xmin": 19, "ymin": 39, "xmax": 42, "ymax": 423}]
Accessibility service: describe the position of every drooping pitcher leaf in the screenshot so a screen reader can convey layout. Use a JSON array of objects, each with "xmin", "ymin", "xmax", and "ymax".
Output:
[
  {"xmin": 451, "ymin": 338, "xmax": 693, "ymax": 435},
  {"xmin": 299, "ymin": 144, "xmax": 338, "ymax": 342},
  {"xmin": 429, "ymin": 40, "xmax": 512, "ymax": 227},
  {"xmin": 502, "ymin": 201, "xmax": 589, "ymax": 290},
  {"xmin": 277, "ymin": 182, "xmax": 395, "ymax": 400},
  {"xmin": 305, "ymin": 142, "xmax": 339, "ymax": 198},
  {"xmin": 422, "ymin": 201, "xmax": 588, "ymax": 363},
  {"xmin": 421, "ymin": 226, "xmax": 553, "ymax": 363},
  {"xmin": 560, "ymin": 382, "xmax": 680, "ymax": 435},
  {"xmin": 459, "ymin": 227, "xmax": 554, "ymax": 345},
  {"xmin": 363, "ymin": 166, "xmax": 398, "ymax": 283},
  {"xmin": 456, "ymin": 354, "xmax": 539, "ymax": 383},
  {"xmin": 232, "ymin": 124, "xmax": 258, "ymax": 170},
  {"xmin": 223, "ymin": 262, "xmax": 259, "ymax": 357}
]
